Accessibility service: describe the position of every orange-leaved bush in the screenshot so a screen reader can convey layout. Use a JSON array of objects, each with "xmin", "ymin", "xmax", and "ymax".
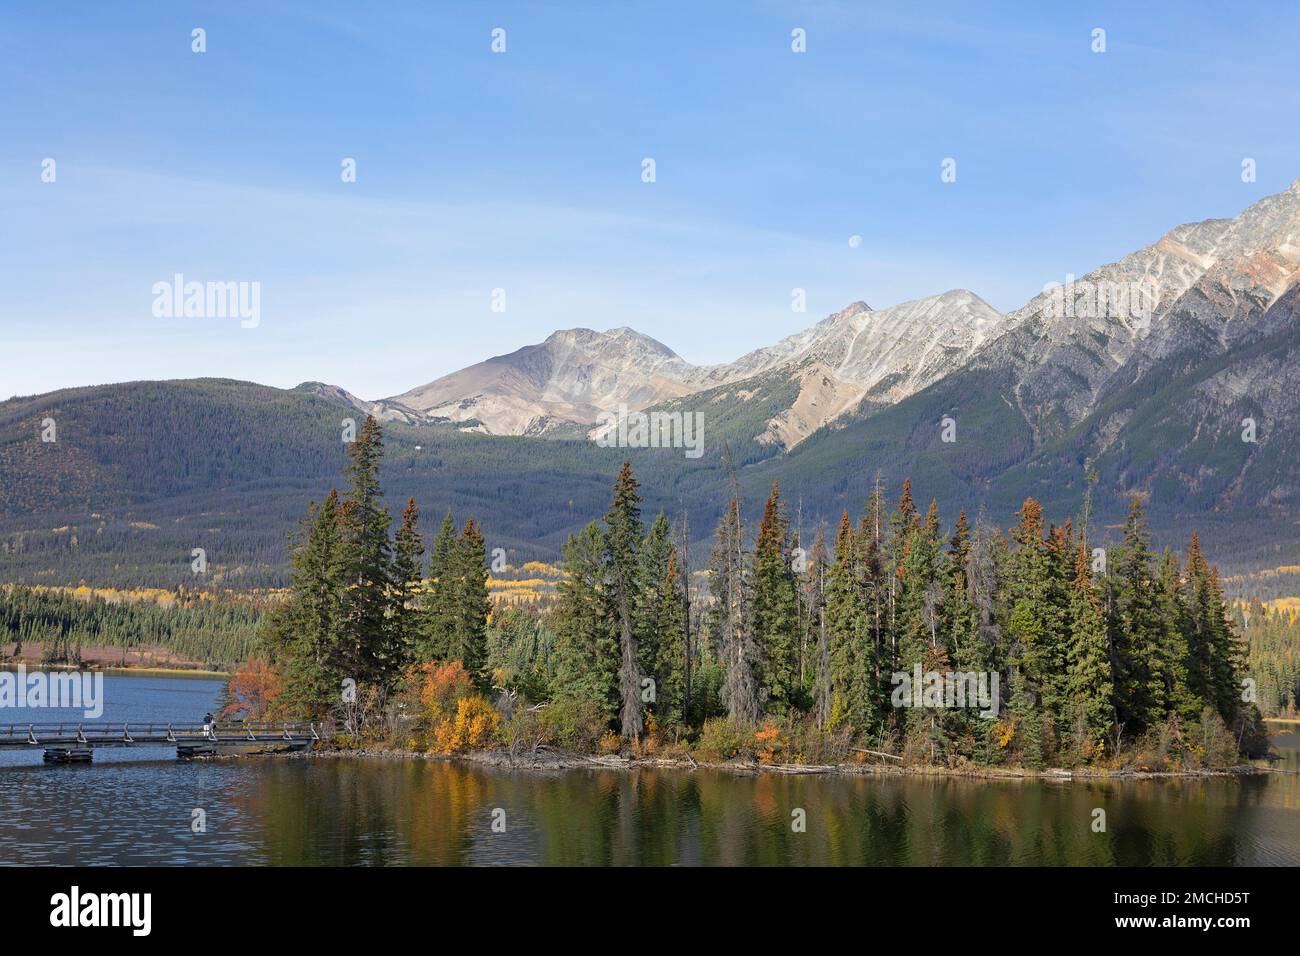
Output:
[
  {"xmin": 414, "ymin": 660, "xmax": 475, "ymax": 722},
  {"xmin": 221, "ymin": 656, "xmax": 285, "ymax": 721},
  {"xmin": 432, "ymin": 696, "xmax": 501, "ymax": 754}
]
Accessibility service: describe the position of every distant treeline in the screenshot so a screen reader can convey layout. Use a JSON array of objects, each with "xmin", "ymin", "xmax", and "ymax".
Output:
[
  {"xmin": 0, "ymin": 585, "xmax": 263, "ymax": 667},
  {"xmin": 1238, "ymin": 602, "xmax": 1300, "ymax": 717}
]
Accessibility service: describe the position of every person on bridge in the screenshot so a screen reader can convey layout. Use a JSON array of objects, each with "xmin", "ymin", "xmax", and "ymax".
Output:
[{"xmin": 203, "ymin": 712, "xmax": 214, "ymax": 738}]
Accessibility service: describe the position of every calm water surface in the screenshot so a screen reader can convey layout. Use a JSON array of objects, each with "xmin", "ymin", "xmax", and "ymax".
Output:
[{"xmin": 1, "ymin": 674, "xmax": 1297, "ymax": 866}]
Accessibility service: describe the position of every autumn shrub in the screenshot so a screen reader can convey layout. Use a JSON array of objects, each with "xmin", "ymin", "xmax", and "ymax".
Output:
[
  {"xmin": 221, "ymin": 655, "xmax": 286, "ymax": 721},
  {"xmin": 633, "ymin": 712, "xmax": 661, "ymax": 757},
  {"xmin": 538, "ymin": 698, "xmax": 606, "ymax": 753},
  {"xmin": 1192, "ymin": 708, "xmax": 1241, "ymax": 769},
  {"xmin": 1063, "ymin": 712, "xmax": 1104, "ymax": 768},
  {"xmin": 416, "ymin": 660, "xmax": 475, "ymax": 722},
  {"xmin": 598, "ymin": 730, "xmax": 623, "ymax": 755},
  {"xmin": 501, "ymin": 706, "xmax": 547, "ymax": 756},
  {"xmin": 754, "ymin": 721, "xmax": 788, "ymax": 765},
  {"xmin": 695, "ymin": 718, "xmax": 754, "ymax": 761},
  {"xmin": 431, "ymin": 696, "xmax": 502, "ymax": 755},
  {"xmin": 393, "ymin": 661, "xmax": 496, "ymax": 753}
]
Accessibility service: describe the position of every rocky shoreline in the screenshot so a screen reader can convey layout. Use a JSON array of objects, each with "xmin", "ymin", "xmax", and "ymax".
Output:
[{"xmin": 298, "ymin": 744, "xmax": 1272, "ymax": 781}]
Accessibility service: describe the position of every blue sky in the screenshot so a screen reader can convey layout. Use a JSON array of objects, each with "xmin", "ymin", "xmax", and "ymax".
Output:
[{"xmin": 3, "ymin": 1, "xmax": 1299, "ymax": 400}]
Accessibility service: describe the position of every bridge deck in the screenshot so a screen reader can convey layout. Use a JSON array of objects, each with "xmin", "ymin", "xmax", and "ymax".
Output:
[{"xmin": 0, "ymin": 721, "xmax": 328, "ymax": 749}]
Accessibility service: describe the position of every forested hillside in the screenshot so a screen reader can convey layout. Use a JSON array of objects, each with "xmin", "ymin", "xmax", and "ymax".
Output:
[
  {"xmin": 1239, "ymin": 602, "xmax": 1300, "ymax": 717},
  {"xmin": 3, "ymin": 373, "xmax": 1296, "ymax": 589}
]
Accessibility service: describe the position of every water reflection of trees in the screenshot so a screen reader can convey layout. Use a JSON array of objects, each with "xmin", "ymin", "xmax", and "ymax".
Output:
[{"xmin": 248, "ymin": 761, "xmax": 1270, "ymax": 866}]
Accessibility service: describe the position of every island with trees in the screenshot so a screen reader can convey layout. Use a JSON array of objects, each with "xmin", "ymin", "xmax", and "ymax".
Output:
[{"xmin": 203, "ymin": 415, "xmax": 1281, "ymax": 776}]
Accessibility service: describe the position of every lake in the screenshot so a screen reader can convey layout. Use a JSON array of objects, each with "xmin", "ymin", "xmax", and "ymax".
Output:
[{"xmin": 1, "ymin": 673, "xmax": 1297, "ymax": 866}]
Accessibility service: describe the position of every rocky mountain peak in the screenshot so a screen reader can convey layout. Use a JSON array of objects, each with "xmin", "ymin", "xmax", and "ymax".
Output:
[{"xmin": 831, "ymin": 300, "xmax": 872, "ymax": 319}]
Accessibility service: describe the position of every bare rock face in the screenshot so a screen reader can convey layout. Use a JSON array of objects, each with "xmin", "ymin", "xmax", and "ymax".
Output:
[
  {"xmin": 380, "ymin": 291, "xmax": 1002, "ymax": 447},
  {"xmin": 724, "ymin": 291, "xmax": 1001, "ymax": 449},
  {"xmin": 337, "ymin": 180, "xmax": 1300, "ymax": 460},
  {"xmin": 387, "ymin": 327, "xmax": 701, "ymax": 435},
  {"xmin": 752, "ymin": 363, "xmax": 858, "ymax": 449},
  {"xmin": 973, "ymin": 179, "xmax": 1300, "ymax": 441}
]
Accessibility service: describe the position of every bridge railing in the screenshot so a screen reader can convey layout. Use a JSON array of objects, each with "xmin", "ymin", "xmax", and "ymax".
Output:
[{"xmin": 0, "ymin": 721, "xmax": 332, "ymax": 743}]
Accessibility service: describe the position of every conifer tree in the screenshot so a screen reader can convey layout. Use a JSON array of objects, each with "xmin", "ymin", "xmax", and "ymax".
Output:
[
  {"xmin": 652, "ymin": 550, "xmax": 689, "ymax": 727},
  {"xmin": 417, "ymin": 511, "xmax": 459, "ymax": 662},
  {"xmin": 944, "ymin": 510, "xmax": 977, "ymax": 663},
  {"xmin": 447, "ymin": 518, "xmax": 490, "ymax": 687},
  {"xmin": 1039, "ymin": 521, "xmax": 1075, "ymax": 728},
  {"xmin": 391, "ymin": 497, "xmax": 424, "ymax": 662},
  {"xmin": 339, "ymin": 416, "xmax": 399, "ymax": 690},
  {"xmin": 1106, "ymin": 496, "xmax": 1167, "ymax": 732},
  {"xmin": 1183, "ymin": 534, "xmax": 1245, "ymax": 723},
  {"xmin": 552, "ymin": 522, "xmax": 618, "ymax": 718},
  {"xmin": 752, "ymin": 482, "xmax": 800, "ymax": 713},
  {"xmin": 825, "ymin": 511, "xmax": 868, "ymax": 730},
  {"xmin": 1066, "ymin": 543, "xmax": 1113, "ymax": 751},
  {"xmin": 604, "ymin": 463, "xmax": 645, "ymax": 739},
  {"xmin": 1154, "ymin": 548, "xmax": 1197, "ymax": 722},
  {"xmin": 941, "ymin": 510, "xmax": 981, "ymax": 752},
  {"xmin": 885, "ymin": 479, "xmax": 918, "ymax": 677},
  {"xmin": 806, "ymin": 523, "xmax": 831, "ymax": 726},
  {"xmin": 710, "ymin": 468, "xmax": 758, "ymax": 724},
  {"xmin": 673, "ymin": 513, "xmax": 694, "ymax": 721},
  {"xmin": 860, "ymin": 482, "xmax": 889, "ymax": 707},
  {"xmin": 894, "ymin": 500, "xmax": 948, "ymax": 758},
  {"xmin": 635, "ymin": 510, "xmax": 675, "ymax": 686},
  {"xmin": 1204, "ymin": 564, "xmax": 1247, "ymax": 723},
  {"xmin": 279, "ymin": 490, "xmax": 347, "ymax": 716}
]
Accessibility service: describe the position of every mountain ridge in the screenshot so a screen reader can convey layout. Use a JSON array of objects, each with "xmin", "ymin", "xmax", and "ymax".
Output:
[
  {"xmin": 3, "ymin": 181, "xmax": 1299, "ymax": 586},
  {"xmin": 380, "ymin": 288, "xmax": 1003, "ymax": 447}
]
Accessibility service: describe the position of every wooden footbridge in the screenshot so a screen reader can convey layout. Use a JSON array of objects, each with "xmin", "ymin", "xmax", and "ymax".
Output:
[{"xmin": 0, "ymin": 721, "xmax": 329, "ymax": 763}]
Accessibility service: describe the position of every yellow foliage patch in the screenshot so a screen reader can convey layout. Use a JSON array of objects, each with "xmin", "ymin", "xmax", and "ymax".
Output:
[{"xmin": 431, "ymin": 696, "xmax": 501, "ymax": 755}]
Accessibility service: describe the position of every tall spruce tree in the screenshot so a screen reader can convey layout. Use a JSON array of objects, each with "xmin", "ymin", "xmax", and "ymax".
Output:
[
  {"xmin": 417, "ymin": 511, "xmax": 459, "ymax": 662},
  {"xmin": 894, "ymin": 499, "xmax": 948, "ymax": 758},
  {"xmin": 944, "ymin": 511, "xmax": 978, "ymax": 665},
  {"xmin": 1154, "ymin": 548, "xmax": 1197, "ymax": 723},
  {"xmin": 1037, "ymin": 521, "xmax": 1075, "ymax": 734},
  {"xmin": 941, "ymin": 510, "xmax": 982, "ymax": 754},
  {"xmin": 553, "ymin": 522, "xmax": 618, "ymax": 719},
  {"xmin": 1183, "ymin": 534, "xmax": 1244, "ymax": 724},
  {"xmin": 391, "ymin": 497, "xmax": 425, "ymax": 663},
  {"xmin": 278, "ymin": 490, "xmax": 347, "ymax": 717},
  {"xmin": 825, "ymin": 511, "xmax": 868, "ymax": 730},
  {"xmin": 339, "ymin": 416, "xmax": 399, "ymax": 690},
  {"xmin": 604, "ymin": 463, "xmax": 645, "ymax": 739},
  {"xmin": 710, "ymin": 467, "xmax": 758, "ymax": 724},
  {"xmin": 1066, "ymin": 543, "xmax": 1114, "ymax": 753},
  {"xmin": 807, "ymin": 523, "xmax": 831, "ymax": 726},
  {"xmin": 635, "ymin": 510, "xmax": 675, "ymax": 689},
  {"xmin": 859, "ymin": 483, "xmax": 889, "ymax": 718},
  {"xmin": 447, "ymin": 518, "xmax": 490, "ymax": 687},
  {"xmin": 752, "ymin": 482, "xmax": 800, "ymax": 714},
  {"xmin": 1106, "ymin": 497, "xmax": 1167, "ymax": 733},
  {"xmin": 652, "ymin": 550, "xmax": 689, "ymax": 727},
  {"xmin": 673, "ymin": 513, "xmax": 694, "ymax": 722}
]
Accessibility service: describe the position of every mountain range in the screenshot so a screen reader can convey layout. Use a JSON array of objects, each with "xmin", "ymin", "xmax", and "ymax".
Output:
[
  {"xmin": 3, "ymin": 180, "xmax": 1299, "ymax": 588},
  {"xmin": 353, "ymin": 290, "xmax": 1002, "ymax": 450}
]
